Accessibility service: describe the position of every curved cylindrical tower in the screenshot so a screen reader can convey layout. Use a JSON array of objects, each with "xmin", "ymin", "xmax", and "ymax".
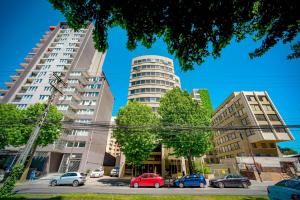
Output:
[{"xmin": 128, "ymin": 55, "xmax": 181, "ymax": 111}]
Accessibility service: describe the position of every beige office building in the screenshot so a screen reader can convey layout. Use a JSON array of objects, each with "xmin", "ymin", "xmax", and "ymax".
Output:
[
  {"xmin": 207, "ymin": 91, "xmax": 294, "ymax": 164},
  {"xmin": 205, "ymin": 91, "xmax": 298, "ymax": 180}
]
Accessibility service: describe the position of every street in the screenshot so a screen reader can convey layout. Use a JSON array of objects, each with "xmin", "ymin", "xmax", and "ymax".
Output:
[{"xmin": 14, "ymin": 175, "xmax": 273, "ymax": 196}]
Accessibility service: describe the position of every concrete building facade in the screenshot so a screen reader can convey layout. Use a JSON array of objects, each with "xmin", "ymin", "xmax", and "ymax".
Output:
[
  {"xmin": 0, "ymin": 22, "xmax": 114, "ymax": 173},
  {"xmin": 121, "ymin": 55, "xmax": 184, "ymax": 177},
  {"xmin": 106, "ymin": 117, "xmax": 120, "ymax": 157},
  {"xmin": 206, "ymin": 91, "xmax": 296, "ymax": 180}
]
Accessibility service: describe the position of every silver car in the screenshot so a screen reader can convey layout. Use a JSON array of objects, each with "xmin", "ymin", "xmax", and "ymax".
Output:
[{"xmin": 50, "ymin": 172, "xmax": 86, "ymax": 187}]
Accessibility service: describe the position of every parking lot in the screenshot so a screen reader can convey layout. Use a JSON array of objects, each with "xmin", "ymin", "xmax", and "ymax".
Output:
[{"xmin": 14, "ymin": 174, "xmax": 274, "ymax": 196}]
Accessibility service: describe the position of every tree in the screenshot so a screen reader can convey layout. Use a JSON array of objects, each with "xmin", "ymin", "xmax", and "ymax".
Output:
[
  {"xmin": 49, "ymin": 0, "xmax": 299, "ymax": 71},
  {"xmin": 113, "ymin": 101, "xmax": 159, "ymax": 176},
  {"xmin": 288, "ymin": 41, "xmax": 300, "ymax": 60},
  {"xmin": 0, "ymin": 103, "xmax": 63, "ymax": 181},
  {"xmin": 158, "ymin": 88, "xmax": 213, "ymax": 173}
]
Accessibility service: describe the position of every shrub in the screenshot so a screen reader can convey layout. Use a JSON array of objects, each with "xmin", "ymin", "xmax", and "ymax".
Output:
[{"xmin": 0, "ymin": 164, "xmax": 23, "ymax": 198}]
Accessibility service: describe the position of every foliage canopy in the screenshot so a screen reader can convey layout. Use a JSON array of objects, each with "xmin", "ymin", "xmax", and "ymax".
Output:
[
  {"xmin": 113, "ymin": 101, "xmax": 159, "ymax": 167},
  {"xmin": 0, "ymin": 103, "xmax": 63, "ymax": 149},
  {"xmin": 49, "ymin": 0, "xmax": 299, "ymax": 71},
  {"xmin": 158, "ymin": 88, "xmax": 213, "ymax": 173}
]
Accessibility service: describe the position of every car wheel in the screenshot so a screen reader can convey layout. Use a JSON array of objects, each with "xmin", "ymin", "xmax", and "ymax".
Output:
[
  {"xmin": 154, "ymin": 183, "xmax": 160, "ymax": 188},
  {"xmin": 50, "ymin": 180, "xmax": 57, "ymax": 187},
  {"xmin": 179, "ymin": 183, "xmax": 184, "ymax": 188},
  {"xmin": 218, "ymin": 182, "xmax": 224, "ymax": 188},
  {"xmin": 133, "ymin": 182, "xmax": 139, "ymax": 188},
  {"xmin": 72, "ymin": 180, "xmax": 79, "ymax": 187},
  {"xmin": 200, "ymin": 183, "xmax": 204, "ymax": 188},
  {"xmin": 242, "ymin": 182, "xmax": 248, "ymax": 189}
]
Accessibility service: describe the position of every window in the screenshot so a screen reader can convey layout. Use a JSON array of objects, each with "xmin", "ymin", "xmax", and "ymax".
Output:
[
  {"xmin": 66, "ymin": 141, "xmax": 86, "ymax": 148},
  {"xmin": 50, "ymin": 53, "xmax": 58, "ymax": 57},
  {"xmin": 16, "ymin": 104, "xmax": 27, "ymax": 109},
  {"xmin": 274, "ymin": 127, "xmax": 286, "ymax": 133},
  {"xmin": 258, "ymin": 95, "xmax": 268, "ymax": 102},
  {"xmin": 241, "ymin": 118, "xmax": 248, "ymax": 125},
  {"xmin": 77, "ymin": 109, "xmax": 95, "ymax": 115},
  {"xmin": 70, "ymin": 72, "xmax": 81, "ymax": 76},
  {"xmin": 57, "ymin": 105, "xmax": 69, "ymax": 111},
  {"xmin": 34, "ymin": 79, "xmax": 43, "ymax": 84},
  {"xmin": 86, "ymin": 84, "xmax": 101, "ymax": 89},
  {"xmin": 45, "ymin": 59, "xmax": 55, "ymax": 63},
  {"xmin": 268, "ymin": 114, "xmax": 280, "ymax": 121},
  {"xmin": 39, "ymin": 95, "xmax": 49, "ymax": 101},
  {"xmin": 83, "ymin": 92, "xmax": 99, "ymax": 97},
  {"xmin": 252, "ymin": 143, "xmax": 257, "ymax": 148},
  {"xmin": 270, "ymin": 143, "xmax": 276, "ymax": 148},
  {"xmin": 70, "ymin": 129, "xmax": 89, "ymax": 136},
  {"xmin": 42, "ymin": 65, "xmax": 51, "ymax": 70},
  {"xmin": 64, "ymin": 87, "xmax": 76, "ymax": 92},
  {"xmin": 255, "ymin": 114, "xmax": 267, "ymax": 121},
  {"xmin": 75, "ymin": 119, "xmax": 92, "ymax": 124},
  {"xmin": 22, "ymin": 95, "xmax": 33, "ymax": 100},
  {"xmin": 44, "ymin": 86, "xmax": 53, "ymax": 92},
  {"xmin": 262, "ymin": 104, "xmax": 273, "ymax": 111},
  {"xmin": 246, "ymin": 95, "xmax": 255, "ymax": 101},
  {"xmin": 60, "ymin": 59, "xmax": 69, "ymax": 64},
  {"xmin": 251, "ymin": 104, "xmax": 261, "ymax": 111},
  {"xmin": 261, "ymin": 143, "xmax": 267, "ymax": 148},
  {"xmin": 80, "ymin": 100, "xmax": 96, "ymax": 106},
  {"xmin": 68, "ymin": 79, "xmax": 79, "ymax": 84},
  {"xmin": 27, "ymin": 86, "xmax": 38, "ymax": 92}
]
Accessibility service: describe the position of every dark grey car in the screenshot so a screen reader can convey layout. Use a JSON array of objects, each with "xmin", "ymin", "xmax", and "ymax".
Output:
[{"xmin": 50, "ymin": 172, "xmax": 86, "ymax": 187}]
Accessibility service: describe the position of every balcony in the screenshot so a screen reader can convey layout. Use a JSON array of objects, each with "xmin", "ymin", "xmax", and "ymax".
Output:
[
  {"xmin": 15, "ymin": 69, "xmax": 25, "ymax": 74},
  {"xmin": 20, "ymin": 63, "xmax": 29, "ymax": 68},
  {"xmin": 32, "ymin": 48, "xmax": 40, "ymax": 53},
  {"xmin": 5, "ymin": 82, "xmax": 14, "ymax": 87},
  {"xmin": 10, "ymin": 75, "xmax": 20, "ymax": 81}
]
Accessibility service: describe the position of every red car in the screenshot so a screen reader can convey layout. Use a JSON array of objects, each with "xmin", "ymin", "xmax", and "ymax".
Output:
[{"xmin": 130, "ymin": 173, "xmax": 164, "ymax": 188}]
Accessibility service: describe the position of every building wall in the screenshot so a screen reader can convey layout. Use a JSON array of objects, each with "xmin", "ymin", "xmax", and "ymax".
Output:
[
  {"xmin": 206, "ymin": 91, "xmax": 294, "ymax": 164},
  {"xmin": 0, "ymin": 22, "xmax": 114, "ymax": 173}
]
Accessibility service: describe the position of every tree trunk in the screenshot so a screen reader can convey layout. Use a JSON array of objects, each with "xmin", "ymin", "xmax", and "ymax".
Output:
[
  {"xmin": 19, "ymin": 143, "xmax": 38, "ymax": 182},
  {"xmin": 187, "ymin": 156, "xmax": 194, "ymax": 175}
]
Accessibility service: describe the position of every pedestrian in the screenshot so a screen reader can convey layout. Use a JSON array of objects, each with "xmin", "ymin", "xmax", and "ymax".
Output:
[{"xmin": 29, "ymin": 169, "xmax": 36, "ymax": 181}]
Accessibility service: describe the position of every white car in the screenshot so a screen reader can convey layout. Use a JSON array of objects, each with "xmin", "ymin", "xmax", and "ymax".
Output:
[{"xmin": 90, "ymin": 168, "xmax": 104, "ymax": 178}]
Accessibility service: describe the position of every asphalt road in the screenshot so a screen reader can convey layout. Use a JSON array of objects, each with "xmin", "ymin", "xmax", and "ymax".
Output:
[{"xmin": 14, "ymin": 176, "xmax": 273, "ymax": 196}]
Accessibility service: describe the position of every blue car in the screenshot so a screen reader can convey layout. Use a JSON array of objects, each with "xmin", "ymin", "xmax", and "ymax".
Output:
[
  {"xmin": 174, "ymin": 174, "xmax": 206, "ymax": 188},
  {"xmin": 268, "ymin": 179, "xmax": 300, "ymax": 200}
]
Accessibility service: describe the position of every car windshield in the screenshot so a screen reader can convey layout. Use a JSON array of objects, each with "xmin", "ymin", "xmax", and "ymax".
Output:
[
  {"xmin": 80, "ymin": 173, "xmax": 85, "ymax": 177},
  {"xmin": 94, "ymin": 169, "xmax": 100, "ymax": 172}
]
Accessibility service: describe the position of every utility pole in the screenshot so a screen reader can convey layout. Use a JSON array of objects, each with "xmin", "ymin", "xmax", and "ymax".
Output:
[{"xmin": 15, "ymin": 72, "xmax": 67, "ymax": 166}]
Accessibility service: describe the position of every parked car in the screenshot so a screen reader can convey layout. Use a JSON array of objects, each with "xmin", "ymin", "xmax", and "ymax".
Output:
[
  {"xmin": 130, "ymin": 173, "xmax": 164, "ymax": 188},
  {"xmin": 268, "ymin": 179, "xmax": 300, "ymax": 200},
  {"xmin": 110, "ymin": 167, "xmax": 120, "ymax": 177},
  {"xmin": 90, "ymin": 168, "xmax": 104, "ymax": 178},
  {"xmin": 209, "ymin": 174, "xmax": 251, "ymax": 188},
  {"xmin": 50, "ymin": 172, "xmax": 86, "ymax": 187},
  {"xmin": 174, "ymin": 174, "xmax": 207, "ymax": 188}
]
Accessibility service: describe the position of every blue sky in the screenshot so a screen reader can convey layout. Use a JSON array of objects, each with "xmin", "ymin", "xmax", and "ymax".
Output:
[{"xmin": 0, "ymin": 0, "xmax": 299, "ymax": 150}]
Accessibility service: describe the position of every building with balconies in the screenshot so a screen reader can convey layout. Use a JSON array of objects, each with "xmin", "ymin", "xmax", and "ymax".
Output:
[{"xmin": 0, "ymin": 22, "xmax": 114, "ymax": 174}]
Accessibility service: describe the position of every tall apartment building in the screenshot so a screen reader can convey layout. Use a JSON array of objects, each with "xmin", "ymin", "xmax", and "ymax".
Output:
[
  {"xmin": 0, "ymin": 22, "xmax": 114, "ymax": 173},
  {"xmin": 122, "ymin": 55, "xmax": 183, "ymax": 176},
  {"xmin": 206, "ymin": 91, "xmax": 294, "ymax": 164},
  {"xmin": 128, "ymin": 55, "xmax": 180, "ymax": 111},
  {"xmin": 106, "ymin": 117, "xmax": 120, "ymax": 157}
]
